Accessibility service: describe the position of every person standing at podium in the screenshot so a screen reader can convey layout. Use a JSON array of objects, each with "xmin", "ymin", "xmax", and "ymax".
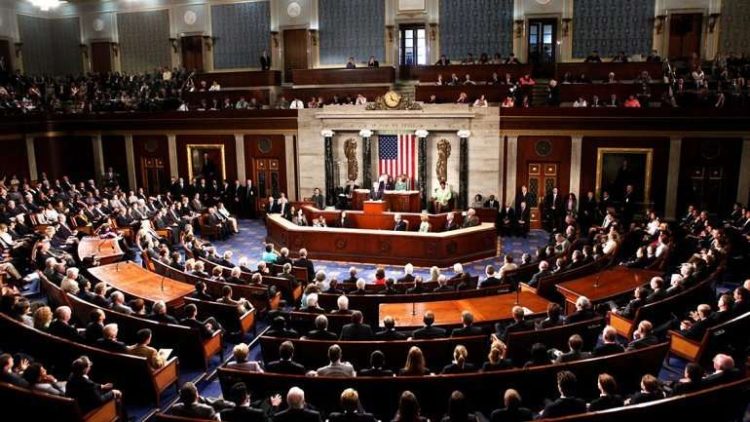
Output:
[
  {"xmin": 394, "ymin": 175, "xmax": 409, "ymax": 191},
  {"xmin": 394, "ymin": 214, "xmax": 407, "ymax": 231},
  {"xmin": 432, "ymin": 180, "xmax": 453, "ymax": 213},
  {"xmin": 372, "ymin": 175, "xmax": 387, "ymax": 200}
]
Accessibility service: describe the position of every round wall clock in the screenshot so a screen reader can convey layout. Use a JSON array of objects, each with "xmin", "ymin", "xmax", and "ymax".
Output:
[
  {"xmin": 287, "ymin": 2, "xmax": 302, "ymax": 18},
  {"xmin": 92, "ymin": 18, "xmax": 105, "ymax": 32},
  {"xmin": 183, "ymin": 10, "xmax": 197, "ymax": 26}
]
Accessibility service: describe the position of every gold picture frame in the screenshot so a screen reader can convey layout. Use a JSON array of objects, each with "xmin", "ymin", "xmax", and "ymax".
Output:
[
  {"xmin": 595, "ymin": 147, "xmax": 653, "ymax": 203},
  {"xmin": 186, "ymin": 144, "xmax": 227, "ymax": 181}
]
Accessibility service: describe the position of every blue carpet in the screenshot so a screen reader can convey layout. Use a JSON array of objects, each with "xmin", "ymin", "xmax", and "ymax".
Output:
[{"xmin": 208, "ymin": 219, "xmax": 549, "ymax": 282}]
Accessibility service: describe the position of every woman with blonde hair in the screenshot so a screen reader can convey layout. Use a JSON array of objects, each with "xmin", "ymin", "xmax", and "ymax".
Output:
[
  {"xmin": 33, "ymin": 306, "xmax": 53, "ymax": 331},
  {"xmin": 482, "ymin": 335, "xmax": 513, "ymax": 371},
  {"xmin": 429, "ymin": 266, "xmax": 440, "ymax": 283},
  {"xmin": 442, "ymin": 345, "xmax": 476, "ymax": 374},
  {"xmin": 400, "ymin": 346, "xmax": 430, "ymax": 376},
  {"xmin": 418, "ymin": 213, "xmax": 431, "ymax": 233}
]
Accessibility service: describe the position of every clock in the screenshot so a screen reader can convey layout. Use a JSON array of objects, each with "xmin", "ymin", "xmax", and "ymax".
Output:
[
  {"xmin": 287, "ymin": 2, "xmax": 302, "ymax": 18},
  {"xmin": 183, "ymin": 10, "xmax": 197, "ymax": 25},
  {"xmin": 383, "ymin": 90, "xmax": 402, "ymax": 108}
]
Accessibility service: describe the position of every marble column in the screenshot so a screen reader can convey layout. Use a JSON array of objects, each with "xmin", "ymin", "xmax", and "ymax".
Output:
[
  {"xmin": 322, "ymin": 130, "xmax": 335, "ymax": 206},
  {"xmin": 234, "ymin": 134, "xmax": 246, "ymax": 182},
  {"xmin": 167, "ymin": 134, "xmax": 178, "ymax": 179},
  {"xmin": 569, "ymin": 136, "xmax": 583, "ymax": 197},
  {"xmin": 458, "ymin": 130, "xmax": 471, "ymax": 210},
  {"xmin": 665, "ymin": 136, "xmax": 683, "ymax": 220},
  {"xmin": 504, "ymin": 135, "xmax": 518, "ymax": 206},
  {"xmin": 124, "ymin": 134, "xmax": 136, "ymax": 190},
  {"xmin": 25, "ymin": 135, "xmax": 37, "ymax": 181},
  {"xmin": 92, "ymin": 134, "xmax": 105, "ymax": 180},
  {"xmin": 415, "ymin": 129, "xmax": 429, "ymax": 210},
  {"xmin": 737, "ymin": 137, "xmax": 750, "ymax": 205},
  {"xmin": 359, "ymin": 129, "xmax": 373, "ymax": 189},
  {"xmin": 284, "ymin": 134, "xmax": 297, "ymax": 200}
]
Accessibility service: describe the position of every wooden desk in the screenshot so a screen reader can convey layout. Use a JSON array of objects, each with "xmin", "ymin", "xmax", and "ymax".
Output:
[
  {"xmin": 378, "ymin": 291, "xmax": 550, "ymax": 328},
  {"xmin": 351, "ymin": 190, "xmax": 421, "ymax": 213},
  {"xmin": 195, "ymin": 70, "xmax": 281, "ymax": 88},
  {"xmin": 88, "ymin": 262, "xmax": 195, "ymax": 308},
  {"xmin": 556, "ymin": 267, "xmax": 661, "ymax": 314},
  {"xmin": 556, "ymin": 62, "xmax": 664, "ymax": 81},
  {"xmin": 415, "ymin": 84, "xmax": 513, "ymax": 103},
  {"xmin": 291, "ymin": 67, "xmax": 395, "ymax": 85},
  {"xmin": 558, "ymin": 83, "xmax": 667, "ymax": 103},
  {"xmin": 77, "ymin": 237, "xmax": 124, "ymax": 265},
  {"xmin": 266, "ymin": 214, "xmax": 496, "ymax": 267},
  {"xmin": 403, "ymin": 64, "xmax": 533, "ymax": 82}
]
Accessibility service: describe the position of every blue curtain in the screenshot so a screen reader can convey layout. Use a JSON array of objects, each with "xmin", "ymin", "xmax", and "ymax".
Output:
[
  {"xmin": 319, "ymin": 0, "xmax": 385, "ymax": 66},
  {"xmin": 439, "ymin": 0, "xmax": 514, "ymax": 60},
  {"xmin": 573, "ymin": 0, "xmax": 655, "ymax": 58},
  {"xmin": 117, "ymin": 10, "xmax": 171, "ymax": 73},
  {"xmin": 211, "ymin": 1, "xmax": 271, "ymax": 69},
  {"xmin": 18, "ymin": 15, "xmax": 81, "ymax": 76}
]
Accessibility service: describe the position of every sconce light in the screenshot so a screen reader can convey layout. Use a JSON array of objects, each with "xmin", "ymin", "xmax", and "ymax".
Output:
[
  {"xmin": 386, "ymin": 25, "xmax": 395, "ymax": 44},
  {"xmin": 514, "ymin": 20, "xmax": 524, "ymax": 39},
  {"xmin": 80, "ymin": 43, "xmax": 89, "ymax": 59},
  {"xmin": 270, "ymin": 31, "xmax": 279, "ymax": 48},
  {"xmin": 14, "ymin": 42, "xmax": 23, "ymax": 58},
  {"xmin": 708, "ymin": 13, "xmax": 721, "ymax": 33},
  {"xmin": 562, "ymin": 18, "xmax": 572, "ymax": 38},
  {"xmin": 308, "ymin": 29, "xmax": 318, "ymax": 46},
  {"xmin": 169, "ymin": 37, "xmax": 179, "ymax": 53},
  {"xmin": 654, "ymin": 15, "xmax": 666, "ymax": 35},
  {"xmin": 202, "ymin": 36, "xmax": 215, "ymax": 51},
  {"xmin": 429, "ymin": 23, "xmax": 437, "ymax": 42}
]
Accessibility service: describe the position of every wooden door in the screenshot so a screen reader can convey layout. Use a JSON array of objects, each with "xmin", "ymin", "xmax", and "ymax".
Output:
[
  {"xmin": 669, "ymin": 13, "xmax": 703, "ymax": 60},
  {"xmin": 283, "ymin": 29, "xmax": 308, "ymax": 83},
  {"xmin": 91, "ymin": 42, "xmax": 113, "ymax": 74},
  {"xmin": 140, "ymin": 157, "xmax": 167, "ymax": 195},
  {"xmin": 181, "ymin": 35, "xmax": 204, "ymax": 72},
  {"xmin": 526, "ymin": 162, "xmax": 558, "ymax": 229},
  {"xmin": 253, "ymin": 159, "xmax": 283, "ymax": 213}
]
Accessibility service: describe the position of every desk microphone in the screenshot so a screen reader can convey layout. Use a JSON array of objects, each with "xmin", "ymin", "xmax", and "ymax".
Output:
[
  {"xmin": 515, "ymin": 284, "xmax": 521, "ymax": 305},
  {"xmin": 160, "ymin": 274, "xmax": 166, "ymax": 293},
  {"xmin": 115, "ymin": 261, "xmax": 120, "ymax": 272},
  {"xmin": 411, "ymin": 301, "xmax": 416, "ymax": 317}
]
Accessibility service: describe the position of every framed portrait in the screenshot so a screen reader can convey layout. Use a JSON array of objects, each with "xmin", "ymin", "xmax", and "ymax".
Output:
[
  {"xmin": 187, "ymin": 144, "xmax": 226, "ymax": 181},
  {"xmin": 595, "ymin": 148, "xmax": 653, "ymax": 203}
]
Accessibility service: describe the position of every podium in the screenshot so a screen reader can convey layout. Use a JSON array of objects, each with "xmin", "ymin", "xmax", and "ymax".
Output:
[
  {"xmin": 384, "ymin": 190, "xmax": 421, "ymax": 213},
  {"xmin": 363, "ymin": 200, "xmax": 387, "ymax": 214},
  {"xmin": 351, "ymin": 189, "xmax": 371, "ymax": 210}
]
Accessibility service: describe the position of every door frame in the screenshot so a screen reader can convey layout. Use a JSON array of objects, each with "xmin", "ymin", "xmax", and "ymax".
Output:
[
  {"xmin": 397, "ymin": 23, "xmax": 427, "ymax": 67},
  {"xmin": 522, "ymin": 14, "xmax": 561, "ymax": 65},
  {"xmin": 279, "ymin": 25, "xmax": 310, "ymax": 83},
  {"xmin": 664, "ymin": 8, "xmax": 707, "ymax": 60}
]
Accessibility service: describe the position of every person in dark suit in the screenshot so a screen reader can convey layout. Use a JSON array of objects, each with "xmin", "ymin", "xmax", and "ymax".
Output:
[
  {"xmin": 265, "ymin": 316, "xmax": 300, "ymax": 339},
  {"xmin": 84, "ymin": 309, "xmax": 105, "ymax": 344},
  {"xmin": 293, "ymin": 248, "xmax": 316, "ymax": 283},
  {"xmin": 670, "ymin": 363, "xmax": 705, "ymax": 395},
  {"xmin": 527, "ymin": 261, "xmax": 551, "ymax": 288},
  {"xmin": 701, "ymin": 354, "xmax": 743, "ymax": 389},
  {"xmin": 260, "ymin": 50, "xmax": 272, "ymax": 71},
  {"xmin": 359, "ymin": 351, "xmax": 394, "ymax": 377},
  {"xmin": 588, "ymin": 373, "xmax": 624, "ymax": 411},
  {"xmin": 180, "ymin": 304, "xmax": 221, "ymax": 340},
  {"xmin": 626, "ymin": 320, "xmax": 660, "ymax": 351},
  {"xmin": 645, "ymin": 276, "xmax": 668, "ymax": 303},
  {"xmin": 376, "ymin": 316, "xmax": 407, "ymax": 340},
  {"xmin": 411, "ymin": 311, "xmax": 446, "ymax": 339},
  {"xmin": 273, "ymin": 387, "xmax": 322, "ymax": 422},
  {"xmin": 626, "ymin": 374, "xmax": 665, "ymax": 405},
  {"xmin": 96, "ymin": 323, "xmax": 128, "ymax": 353},
  {"xmin": 444, "ymin": 212, "xmax": 458, "ymax": 231},
  {"xmin": 340, "ymin": 311, "xmax": 374, "ymax": 340},
  {"xmin": 554, "ymin": 334, "xmax": 591, "ymax": 363},
  {"xmin": 680, "ymin": 303, "xmax": 714, "ymax": 340},
  {"xmin": 435, "ymin": 55, "xmax": 450, "ymax": 65},
  {"xmin": 593, "ymin": 326, "xmax": 625, "ymax": 356},
  {"xmin": 498, "ymin": 306, "xmax": 534, "ymax": 341},
  {"xmin": 536, "ymin": 302, "xmax": 564, "ymax": 329},
  {"xmin": 397, "ymin": 263, "xmax": 416, "ymax": 284},
  {"xmin": 516, "ymin": 201, "xmax": 531, "ymax": 237},
  {"xmin": 303, "ymin": 315, "xmax": 338, "ymax": 340},
  {"xmin": 565, "ymin": 296, "xmax": 595, "ymax": 323},
  {"xmin": 539, "ymin": 371, "xmax": 587, "ymax": 418},
  {"xmin": 484, "ymin": 194, "xmax": 500, "ymax": 209},
  {"xmin": 66, "ymin": 356, "xmax": 122, "ymax": 414},
  {"xmin": 221, "ymin": 383, "xmax": 273, "ymax": 422},
  {"xmin": 451, "ymin": 311, "xmax": 484, "ymax": 337},
  {"xmin": 366, "ymin": 56, "xmax": 379, "ymax": 68},
  {"xmin": 498, "ymin": 204, "xmax": 516, "ymax": 236},
  {"xmin": 265, "ymin": 341, "xmax": 306, "ymax": 375},
  {"xmin": 490, "ymin": 388, "xmax": 535, "ymax": 422},
  {"xmin": 393, "ymin": 214, "xmax": 407, "ymax": 231},
  {"xmin": 616, "ymin": 286, "xmax": 647, "ymax": 319},
  {"xmin": 0, "ymin": 353, "xmax": 30, "ymax": 388},
  {"xmin": 170, "ymin": 382, "xmax": 218, "ymax": 420},
  {"xmin": 335, "ymin": 211, "xmax": 353, "ymax": 228},
  {"xmin": 328, "ymin": 388, "xmax": 377, "ymax": 422},
  {"xmin": 543, "ymin": 187, "xmax": 564, "ymax": 232},
  {"xmin": 48, "ymin": 306, "xmax": 84, "ymax": 342},
  {"xmin": 621, "ymin": 184, "xmax": 637, "ymax": 227}
]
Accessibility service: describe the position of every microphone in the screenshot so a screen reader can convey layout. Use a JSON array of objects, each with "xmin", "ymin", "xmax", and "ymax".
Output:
[
  {"xmin": 115, "ymin": 261, "xmax": 120, "ymax": 272},
  {"xmin": 515, "ymin": 283, "xmax": 521, "ymax": 305},
  {"xmin": 411, "ymin": 301, "xmax": 416, "ymax": 317},
  {"xmin": 160, "ymin": 274, "xmax": 166, "ymax": 293}
]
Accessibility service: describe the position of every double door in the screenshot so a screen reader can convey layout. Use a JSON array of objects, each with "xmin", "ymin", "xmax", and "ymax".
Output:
[
  {"xmin": 252, "ymin": 158, "xmax": 283, "ymax": 213},
  {"xmin": 526, "ymin": 162, "xmax": 558, "ymax": 229}
]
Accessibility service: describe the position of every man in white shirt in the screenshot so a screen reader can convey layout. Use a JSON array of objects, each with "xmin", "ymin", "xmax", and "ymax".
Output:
[{"xmin": 315, "ymin": 344, "xmax": 355, "ymax": 377}]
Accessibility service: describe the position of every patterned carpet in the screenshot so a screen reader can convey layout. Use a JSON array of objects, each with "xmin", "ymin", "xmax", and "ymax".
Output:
[{"xmin": 208, "ymin": 219, "xmax": 550, "ymax": 281}]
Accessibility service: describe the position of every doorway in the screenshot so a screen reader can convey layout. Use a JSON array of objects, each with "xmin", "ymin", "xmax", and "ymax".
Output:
[
  {"xmin": 0, "ymin": 39, "xmax": 12, "ymax": 82},
  {"xmin": 181, "ymin": 35, "xmax": 204, "ymax": 72},
  {"xmin": 669, "ymin": 13, "xmax": 703, "ymax": 61},
  {"xmin": 91, "ymin": 42, "xmax": 113, "ymax": 74},
  {"xmin": 525, "ymin": 162, "xmax": 559, "ymax": 229},
  {"xmin": 139, "ymin": 157, "xmax": 167, "ymax": 195},
  {"xmin": 399, "ymin": 24, "xmax": 427, "ymax": 66},
  {"xmin": 283, "ymin": 29, "xmax": 308, "ymax": 83},
  {"xmin": 528, "ymin": 19, "xmax": 557, "ymax": 66}
]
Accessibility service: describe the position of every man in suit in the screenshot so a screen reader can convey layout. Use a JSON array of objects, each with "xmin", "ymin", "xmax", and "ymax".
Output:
[
  {"xmin": 489, "ymin": 388, "xmax": 535, "ymax": 422},
  {"xmin": 451, "ymin": 311, "xmax": 484, "ymax": 337},
  {"xmin": 97, "ymin": 323, "xmax": 128, "ymax": 353},
  {"xmin": 335, "ymin": 211, "xmax": 353, "ymax": 228},
  {"xmin": 411, "ymin": 311, "xmax": 446, "ymax": 339},
  {"xmin": 293, "ymin": 248, "xmax": 316, "ymax": 283},
  {"xmin": 397, "ymin": 263, "xmax": 416, "ymax": 284},
  {"xmin": 498, "ymin": 306, "xmax": 534, "ymax": 341},
  {"xmin": 539, "ymin": 371, "xmax": 587, "ymax": 418},
  {"xmin": 220, "ymin": 383, "xmax": 272, "ymax": 422},
  {"xmin": 0, "ymin": 353, "xmax": 29, "ymax": 387},
  {"xmin": 516, "ymin": 201, "xmax": 530, "ymax": 237},
  {"xmin": 180, "ymin": 304, "xmax": 220, "ymax": 340},
  {"xmin": 328, "ymin": 388, "xmax": 377, "ymax": 422},
  {"xmin": 527, "ymin": 261, "xmax": 551, "ymax": 288},
  {"xmin": 680, "ymin": 303, "xmax": 714, "ymax": 340},
  {"xmin": 265, "ymin": 316, "xmax": 300, "ymax": 338},
  {"xmin": 376, "ymin": 316, "xmax": 407, "ymax": 340},
  {"xmin": 593, "ymin": 326, "xmax": 625, "ymax": 356},
  {"xmin": 265, "ymin": 341, "xmax": 306, "ymax": 375},
  {"xmin": 359, "ymin": 351, "xmax": 394, "ymax": 377},
  {"xmin": 565, "ymin": 296, "xmax": 595, "ymax": 323},
  {"xmin": 462, "ymin": 208, "xmax": 480, "ymax": 228},
  {"xmin": 617, "ymin": 286, "xmax": 648, "ymax": 319},
  {"xmin": 484, "ymin": 194, "xmax": 500, "ymax": 209},
  {"xmin": 498, "ymin": 203, "xmax": 515, "ymax": 236},
  {"xmin": 555, "ymin": 334, "xmax": 591, "ymax": 363},
  {"xmin": 621, "ymin": 184, "xmax": 637, "ymax": 227},
  {"xmin": 543, "ymin": 187, "xmax": 564, "ymax": 232},
  {"xmin": 66, "ymin": 356, "xmax": 122, "ymax": 414},
  {"xmin": 645, "ymin": 276, "xmax": 668, "ymax": 303},
  {"xmin": 435, "ymin": 54, "xmax": 450, "ymax": 65},
  {"xmin": 148, "ymin": 301, "xmax": 179, "ymax": 325},
  {"xmin": 316, "ymin": 345, "xmax": 356, "ymax": 377},
  {"xmin": 393, "ymin": 213, "xmax": 407, "ymax": 231},
  {"xmin": 85, "ymin": 309, "xmax": 106, "ymax": 344},
  {"xmin": 515, "ymin": 185, "xmax": 533, "ymax": 212},
  {"xmin": 702, "ymin": 354, "xmax": 743, "ymax": 388},
  {"xmin": 48, "ymin": 306, "xmax": 84, "ymax": 342},
  {"xmin": 626, "ymin": 320, "xmax": 659, "ymax": 350},
  {"xmin": 128, "ymin": 328, "xmax": 166, "ymax": 370},
  {"xmin": 444, "ymin": 212, "xmax": 458, "ymax": 231},
  {"xmin": 260, "ymin": 50, "xmax": 271, "ymax": 71},
  {"xmin": 169, "ymin": 382, "xmax": 218, "ymax": 420},
  {"xmin": 273, "ymin": 387, "xmax": 322, "ymax": 422},
  {"xmin": 340, "ymin": 311, "xmax": 374, "ymax": 340},
  {"xmin": 303, "ymin": 315, "xmax": 338, "ymax": 340}
]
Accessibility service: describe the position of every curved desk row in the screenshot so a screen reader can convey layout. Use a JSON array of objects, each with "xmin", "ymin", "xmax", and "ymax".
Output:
[{"xmin": 265, "ymin": 213, "xmax": 497, "ymax": 267}]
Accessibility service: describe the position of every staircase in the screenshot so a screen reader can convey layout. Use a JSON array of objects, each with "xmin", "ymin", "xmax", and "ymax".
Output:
[{"xmin": 530, "ymin": 79, "xmax": 549, "ymax": 107}]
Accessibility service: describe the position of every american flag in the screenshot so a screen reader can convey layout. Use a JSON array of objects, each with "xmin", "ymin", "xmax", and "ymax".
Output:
[{"xmin": 378, "ymin": 134, "xmax": 417, "ymax": 188}]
